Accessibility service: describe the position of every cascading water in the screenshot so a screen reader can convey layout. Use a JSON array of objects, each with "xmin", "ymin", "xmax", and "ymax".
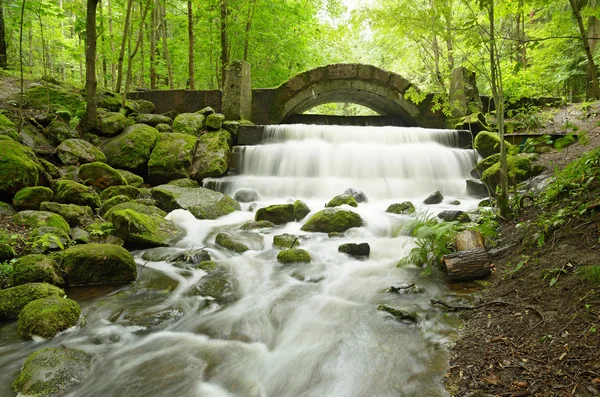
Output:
[{"xmin": 0, "ymin": 124, "xmax": 480, "ymax": 397}]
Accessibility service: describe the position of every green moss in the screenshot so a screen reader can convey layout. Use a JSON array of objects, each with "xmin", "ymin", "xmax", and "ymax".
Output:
[
  {"xmin": 53, "ymin": 180, "xmax": 101, "ymax": 208},
  {"xmin": 27, "ymin": 226, "xmax": 71, "ymax": 253},
  {"xmin": 205, "ymin": 113, "xmax": 225, "ymax": 131},
  {"xmin": 56, "ymin": 138, "xmax": 107, "ymax": 165},
  {"xmin": 293, "ymin": 200, "xmax": 311, "ymax": 221},
  {"xmin": 150, "ymin": 184, "xmax": 240, "ymax": 219},
  {"xmin": 147, "ymin": 133, "xmax": 197, "ymax": 185},
  {"xmin": 193, "ymin": 275, "xmax": 229, "ymax": 299},
  {"xmin": 85, "ymin": 222, "xmax": 116, "ymax": 239},
  {"xmin": 56, "ymin": 243, "xmax": 137, "ymax": 285},
  {"xmin": 25, "ymin": 85, "xmax": 84, "ymax": 114},
  {"xmin": 255, "ymin": 204, "xmax": 295, "ymax": 225},
  {"xmin": 38, "ymin": 158, "xmax": 60, "ymax": 179},
  {"xmin": 0, "ymin": 200, "xmax": 17, "ymax": 216},
  {"xmin": 13, "ymin": 186, "xmax": 54, "ymax": 211},
  {"xmin": 0, "ymin": 243, "xmax": 15, "ymax": 262},
  {"xmin": 98, "ymin": 111, "xmax": 127, "ymax": 137},
  {"xmin": 99, "ymin": 195, "xmax": 131, "ymax": 217},
  {"xmin": 473, "ymin": 131, "xmax": 514, "ymax": 158},
  {"xmin": 78, "ymin": 162, "xmax": 128, "ymax": 190},
  {"xmin": 46, "ymin": 120, "xmax": 79, "ymax": 144},
  {"xmin": 13, "ymin": 210, "xmax": 70, "ymax": 234},
  {"xmin": 190, "ymin": 129, "xmax": 231, "ymax": 181},
  {"xmin": 215, "ymin": 232, "xmax": 249, "ymax": 253},
  {"xmin": 103, "ymin": 124, "xmax": 159, "ymax": 176},
  {"xmin": 482, "ymin": 154, "xmax": 533, "ymax": 191},
  {"xmin": 386, "ymin": 201, "xmax": 415, "ymax": 215},
  {"xmin": 471, "ymin": 153, "xmax": 500, "ymax": 177},
  {"xmin": 240, "ymin": 220, "xmax": 276, "ymax": 230},
  {"xmin": 277, "ymin": 248, "xmax": 311, "ymax": 264},
  {"xmin": 0, "ymin": 140, "xmax": 40, "ymax": 197},
  {"xmin": 136, "ymin": 113, "xmax": 173, "ymax": 127},
  {"xmin": 104, "ymin": 201, "xmax": 166, "ymax": 220},
  {"xmin": 12, "ymin": 254, "xmax": 64, "ymax": 286},
  {"xmin": 117, "ymin": 169, "xmax": 144, "ymax": 187},
  {"xmin": 326, "ymin": 194, "xmax": 358, "ymax": 208},
  {"xmin": 301, "ymin": 209, "xmax": 363, "ymax": 233},
  {"xmin": 109, "ymin": 209, "xmax": 184, "ymax": 248},
  {"xmin": 39, "ymin": 202, "xmax": 95, "ymax": 227},
  {"xmin": 168, "ymin": 178, "xmax": 199, "ymax": 188},
  {"xmin": 0, "ymin": 283, "xmax": 65, "ymax": 319},
  {"xmin": 97, "ymin": 90, "xmax": 123, "ymax": 111},
  {"xmin": 273, "ymin": 233, "xmax": 299, "ymax": 249},
  {"xmin": 0, "ymin": 113, "xmax": 19, "ymax": 141},
  {"xmin": 0, "ymin": 262, "xmax": 14, "ymax": 288},
  {"xmin": 172, "ymin": 113, "xmax": 205, "ymax": 136},
  {"xmin": 100, "ymin": 185, "xmax": 141, "ymax": 201},
  {"xmin": 17, "ymin": 296, "xmax": 81, "ymax": 339},
  {"xmin": 196, "ymin": 260, "xmax": 217, "ymax": 272}
]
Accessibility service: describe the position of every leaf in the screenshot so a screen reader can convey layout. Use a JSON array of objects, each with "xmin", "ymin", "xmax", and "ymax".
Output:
[{"xmin": 549, "ymin": 276, "xmax": 557, "ymax": 287}]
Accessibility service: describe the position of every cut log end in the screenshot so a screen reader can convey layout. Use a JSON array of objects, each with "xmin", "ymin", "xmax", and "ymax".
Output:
[{"xmin": 444, "ymin": 248, "xmax": 491, "ymax": 282}]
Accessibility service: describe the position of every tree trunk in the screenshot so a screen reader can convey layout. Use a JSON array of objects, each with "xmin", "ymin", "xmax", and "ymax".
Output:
[
  {"xmin": 243, "ymin": 0, "xmax": 257, "ymax": 62},
  {"xmin": 108, "ymin": 0, "xmax": 116, "ymax": 87},
  {"xmin": 123, "ymin": 0, "xmax": 151, "ymax": 106},
  {"xmin": 86, "ymin": 0, "xmax": 100, "ymax": 131},
  {"xmin": 0, "ymin": 0, "xmax": 7, "ymax": 68},
  {"xmin": 568, "ymin": 0, "xmax": 600, "ymax": 100},
  {"xmin": 19, "ymin": 0, "xmax": 26, "ymax": 133},
  {"xmin": 444, "ymin": 248, "xmax": 491, "ymax": 282},
  {"xmin": 99, "ymin": 2, "xmax": 108, "ymax": 87},
  {"xmin": 150, "ymin": 0, "xmax": 157, "ymax": 89},
  {"xmin": 454, "ymin": 230, "xmax": 485, "ymax": 251},
  {"xmin": 160, "ymin": 2, "xmax": 174, "ymax": 89},
  {"xmin": 187, "ymin": 0, "xmax": 195, "ymax": 90},
  {"xmin": 588, "ymin": 0, "xmax": 599, "ymax": 54},
  {"xmin": 220, "ymin": 0, "xmax": 228, "ymax": 88},
  {"xmin": 116, "ymin": 0, "xmax": 134, "ymax": 93}
]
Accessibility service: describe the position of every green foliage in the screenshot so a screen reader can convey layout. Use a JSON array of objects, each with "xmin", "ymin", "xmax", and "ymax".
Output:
[
  {"xmin": 577, "ymin": 265, "xmax": 600, "ymax": 284},
  {"xmin": 87, "ymin": 222, "xmax": 115, "ymax": 238}
]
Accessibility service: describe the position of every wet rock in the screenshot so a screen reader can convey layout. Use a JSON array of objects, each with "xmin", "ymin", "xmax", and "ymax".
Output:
[
  {"xmin": 293, "ymin": 200, "xmax": 311, "ymax": 221},
  {"xmin": 301, "ymin": 208, "xmax": 363, "ymax": 233},
  {"xmin": 473, "ymin": 131, "xmax": 513, "ymax": 158},
  {"xmin": 17, "ymin": 295, "xmax": 81, "ymax": 339},
  {"xmin": 12, "ymin": 254, "xmax": 64, "ymax": 286},
  {"xmin": 343, "ymin": 187, "xmax": 368, "ymax": 203},
  {"xmin": 147, "ymin": 133, "xmax": 197, "ymax": 185},
  {"xmin": 107, "ymin": 206, "xmax": 184, "ymax": 248},
  {"xmin": 125, "ymin": 308, "xmax": 183, "ymax": 330},
  {"xmin": 0, "ymin": 283, "xmax": 65, "ymax": 319},
  {"xmin": 423, "ymin": 191, "xmax": 443, "ymax": 205},
  {"xmin": 255, "ymin": 204, "xmax": 295, "ymax": 225},
  {"xmin": 338, "ymin": 242, "xmax": 370, "ymax": 258},
  {"xmin": 437, "ymin": 210, "xmax": 471, "ymax": 223},
  {"xmin": 53, "ymin": 180, "xmax": 101, "ymax": 208},
  {"xmin": 478, "ymin": 199, "xmax": 491, "ymax": 207},
  {"xmin": 141, "ymin": 247, "xmax": 181, "ymax": 262},
  {"xmin": 386, "ymin": 201, "xmax": 415, "ymax": 215},
  {"xmin": 12, "ymin": 187, "xmax": 54, "ymax": 211},
  {"xmin": 188, "ymin": 273, "xmax": 232, "ymax": 301},
  {"xmin": 326, "ymin": 194, "xmax": 358, "ymax": 208},
  {"xmin": 173, "ymin": 113, "xmax": 205, "ymax": 136},
  {"xmin": 233, "ymin": 188, "xmax": 261, "ymax": 203},
  {"xmin": 190, "ymin": 129, "xmax": 231, "ymax": 181},
  {"xmin": 273, "ymin": 233, "xmax": 299, "ymax": 249},
  {"xmin": 466, "ymin": 178, "xmax": 488, "ymax": 197},
  {"xmin": 12, "ymin": 348, "xmax": 92, "ymax": 397},
  {"xmin": 277, "ymin": 248, "xmax": 311, "ymax": 264},
  {"xmin": 377, "ymin": 304, "xmax": 418, "ymax": 323},
  {"xmin": 98, "ymin": 111, "xmax": 127, "ymax": 137},
  {"xmin": 78, "ymin": 162, "xmax": 128, "ymax": 190},
  {"xmin": 151, "ymin": 184, "xmax": 239, "ymax": 220},
  {"xmin": 169, "ymin": 248, "xmax": 211, "ymax": 266},
  {"xmin": 215, "ymin": 232, "xmax": 249, "ymax": 253},
  {"xmin": 56, "ymin": 138, "xmax": 107, "ymax": 165},
  {"xmin": 240, "ymin": 220, "xmax": 276, "ymax": 230},
  {"xmin": 449, "ymin": 200, "xmax": 461, "ymax": 205}
]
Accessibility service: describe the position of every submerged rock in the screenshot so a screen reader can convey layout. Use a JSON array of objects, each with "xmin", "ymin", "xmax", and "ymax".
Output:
[
  {"xmin": 301, "ymin": 208, "xmax": 363, "ymax": 233},
  {"xmin": 0, "ymin": 283, "xmax": 65, "ymax": 320},
  {"xmin": 377, "ymin": 304, "xmax": 418, "ymax": 323},
  {"xmin": 277, "ymin": 248, "xmax": 311, "ymax": 264},
  {"xmin": 293, "ymin": 200, "xmax": 311, "ymax": 221},
  {"xmin": 255, "ymin": 204, "xmax": 295, "ymax": 225},
  {"xmin": 338, "ymin": 243, "xmax": 370, "ymax": 258},
  {"xmin": 17, "ymin": 295, "xmax": 81, "ymax": 339},
  {"xmin": 343, "ymin": 187, "xmax": 368, "ymax": 203}
]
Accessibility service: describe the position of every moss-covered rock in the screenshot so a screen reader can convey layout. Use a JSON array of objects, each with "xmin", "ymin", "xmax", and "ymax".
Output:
[
  {"xmin": 46, "ymin": 120, "xmax": 79, "ymax": 144},
  {"xmin": 167, "ymin": 178, "xmax": 199, "ymax": 188},
  {"xmin": 97, "ymin": 90, "xmax": 123, "ymax": 111},
  {"xmin": 151, "ymin": 184, "xmax": 240, "ymax": 219},
  {"xmin": 255, "ymin": 204, "xmax": 295, "ymax": 225},
  {"xmin": 470, "ymin": 153, "xmax": 500, "ymax": 178},
  {"xmin": 103, "ymin": 201, "xmax": 166, "ymax": 220},
  {"xmin": 39, "ymin": 202, "xmax": 95, "ymax": 227},
  {"xmin": 0, "ymin": 283, "xmax": 65, "ymax": 319},
  {"xmin": 117, "ymin": 169, "xmax": 144, "ymax": 187},
  {"xmin": 326, "ymin": 194, "xmax": 358, "ymax": 208},
  {"xmin": 277, "ymin": 248, "xmax": 311, "ymax": 264},
  {"xmin": 0, "ymin": 243, "xmax": 15, "ymax": 262},
  {"xmin": 338, "ymin": 243, "xmax": 370, "ymax": 258},
  {"xmin": 190, "ymin": 129, "xmax": 231, "ymax": 181},
  {"xmin": 108, "ymin": 208, "xmax": 184, "ymax": 248},
  {"xmin": 301, "ymin": 208, "xmax": 363, "ymax": 233},
  {"xmin": 377, "ymin": 304, "xmax": 418, "ymax": 322},
  {"xmin": 0, "ymin": 200, "xmax": 16, "ymax": 216},
  {"xmin": 98, "ymin": 111, "xmax": 128, "ymax": 137},
  {"xmin": 0, "ymin": 113, "xmax": 19, "ymax": 141},
  {"xmin": 58, "ymin": 165, "xmax": 79, "ymax": 180},
  {"xmin": 56, "ymin": 138, "xmax": 107, "ymax": 165},
  {"xmin": 13, "ymin": 210, "xmax": 70, "ymax": 234},
  {"xmin": 27, "ymin": 226, "xmax": 71, "ymax": 254},
  {"xmin": 205, "ymin": 113, "xmax": 225, "ymax": 131},
  {"xmin": 189, "ymin": 273, "xmax": 231, "ymax": 300},
  {"xmin": 466, "ymin": 178, "xmax": 489, "ymax": 197},
  {"xmin": 423, "ymin": 191, "xmax": 444, "ymax": 205},
  {"xmin": 12, "ymin": 254, "xmax": 64, "ymax": 286},
  {"xmin": 147, "ymin": 133, "xmax": 197, "ymax": 185},
  {"xmin": 386, "ymin": 201, "xmax": 415, "ymax": 215},
  {"xmin": 134, "ymin": 99, "xmax": 155, "ymax": 114},
  {"xmin": 240, "ymin": 220, "xmax": 276, "ymax": 230},
  {"xmin": 197, "ymin": 106, "xmax": 215, "ymax": 116},
  {"xmin": 53, "ymin": 180, "xmax": 101, "ymax": 208},
  {"xmin": 100, "ymin": 185, "xmax": 141, "ymax": 201},
  {"xmin": 38, "ymin": 158, "xmax": 60, "ymax": 180},
  {"xmin": 155, "ymin": 123, "xmax": 172, "ymax": 132},
  {"xmin": 215, "ymin": 232, "xmax": 249, "ymax": 253},
  {"xmin": 137, "ymin": 113, "xmax": 173, "ymax": 127},
  {"xmin": 78, "ymin": 162, "xmax": 128, "ymax": 190},
  {"xmin": 273, "ymin": 233, "xmax": 299, "ymax": 249},
  {"xmin": 293, "ymin": 200, "xmax": 311, "ymax": 221},
  {"xmin": 473, "ymin": 131, "xmax": 514, "ymax": 159},
  {"xmin": 103, "ymin": 124, "xmax": 160, "ymax": 177},
  {"xmin": 25, "ymin": 85, "xmax": 84, "ymax": 114},
  {"xmin": 481, "ymin": 154, "xmax": 535, "ymax": 192},
  {"xmin": 17, "ymin": 296, "xmax": 81, "ymax": 339},
  {"xmin": 12, "ymin": 347, "xmax": 92, "ymax": 397},
  {"xmin": 98, "ymin": 195, "xmax": 131, "ymax": 217},
  {"xmin": 12, "ymin": 186, "xmax": 54, "ymax": 211},
  {"xmin": 0, "ymin": 140, "xmax": 40, "ymax": 198},
  {"xmin": 172, "ymin": 113, "xmax": 205, "ymax": 136},
  {"xmin": 437, "ymin": 210, "xmax": 471, "ymax": 222}
]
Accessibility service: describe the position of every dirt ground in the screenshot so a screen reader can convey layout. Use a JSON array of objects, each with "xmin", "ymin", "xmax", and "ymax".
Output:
[{"xmin": 444, "ymin": 102, "xmax": 600, "ymax": 397}]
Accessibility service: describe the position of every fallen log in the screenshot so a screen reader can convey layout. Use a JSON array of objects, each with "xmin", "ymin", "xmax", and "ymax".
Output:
[
  {"xmin": 443, "ymin": 248, "xmax": 491, "ymax": 282},
  {"xmin": 454, "ymin": 230, "xmax": 485, "ymax": 251}
]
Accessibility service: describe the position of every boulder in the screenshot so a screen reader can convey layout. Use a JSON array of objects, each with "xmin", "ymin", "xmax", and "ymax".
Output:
[
  {"xmin": 255, "ymin": 204, "xmax": 295, "ymax": 224},
  {"xmin": 293, "ymin": 200, "xmax": 311, "ymax": 221},
  {"xmin": 0, "ymin": 140, "xmax": 41, "ymax": 198},
  {"xmin": 103, "ymin": 124, "xmax": 160, "ymax": 177},
  {"xmin": 377, "ymin": 304, "xmax": 418, "ymax": 322},
  {"xmin": 188, "ymin": 272, "xmax": 232, "ymax": 301},
  {"xmin": 46, "ymin": 120, "xmax": 79, "ymax": 144},
  {"xmin": 26, "ymin": 226, "xmax": 71, "ymax": 254},
  {"xmin": 277, "ymin": 248, "xmax": 311, "ymax": 264},
  {"xmin": 197, "ymin": 106, "xmax": 215, "ymax": 116},
  {"xmin": 326, "ymin": 194, "xmax": 358, "ymax": 208},
  {"xmin": 19, "ymin": 125, "xmax": 56, "ymax": 156},
  {"xmin": 12, "ymin": 187, "xmax": 53, "ymax": 211},
  {"xmin": 168, "ymin": 178, "xmax": 199, "ymax": 188},
  {"xmin": 473, "ymin": 131, "xmax": 514, "ymax": 158},
  {"xmin": 386, "ymin": 201, "xmax": 415, "ymax": 215},
  {"xmin": 97, "ymin": 90, "xmax": 123, "ymax": 111},
  {"xmin": 205, "ymin": 113, "xmax": 225, "ymax": 131},
  {"xmin": 56, "ymin": 138, "xmax": 107, "ymax": 165},
  {"xmin": 343, "ymin": 187, "xmax": 368, "ymax": 203},
  {"xmin": 107, "ymin": 208, "xmax": 184, "ymax": 248},
  {"xmin": 70, "ymin": 227, "xmax": 90, "ymax": 244},
  {"xmin": 0, "ymin": 201, "xmax": 16, "ymax": 216},
  {"xmin": 77, "ymin": 162, "xmax": 127, "ymax": 190},
  {"xmin": 58, "ymin": 165, "xmax": 78, "ymax": 180},
  {"xmin": 57, "ymin": 243, "xmax": 137, "ymax": 285},
  {"xmin": 240, "ymin": 220, "xmax": 276, "ymax": 230},
  {"xmin": 0, "ymin": 113, "xmax": 19, "ymax": 141},
  {"xmin": 423, "ymin": 191, "xmax": 444, "ymax": 205},
  {"xmin": 338, "ymin": 243, "xmax": 370, "ymax": 258},
  {"xmin": 98, "ymin": 195, "xmax": 131, "ymax": 217},
  {"xmin": 25, "ymin": 85, "xmax": 84, "ymax": 115},
  {"xmin": 137, "ymin": 113, "xmax": 173, "ymax": 127},
  {"xmin": 103, "ymin": 201, "xmax": 166, "ymax": 219},
  {"xmin": 172, "ymin": 113, "xmax": 205, "ymax": 136},
  {"xmin": 168, "ymin": 248, "xmax": 211, "ymax": 268},
  {"xmin": 100, "ymin": 185, "xmax": 141, "ymax": 201},
  {"xmin": 190, "ymin": 129, "xmax": 231, "ymax": 181},
  {"xmin": 53, "ymin": 180, "xmax": 101, "ymax": 208},
  {"xmin": 151, "ymin": 184, "xmax": 240, "ymax": 220},
  {"xmin": 17, "ymin": 296, "xmax": 81, "ymax": 339},
  {"xmin": 12, "ymin": 254, "xmax": 64, "ymax": 286},
  {"xmin": 481, "ymin": 154, "xmax": 534, "ymax": 191},
  {"xmin": 125, "ymin": 99, "xmax": 155, "ymax": 115},
  {"xmin": 273, "ymin": 233, "xmax": 299, "ymax": 249},
  {"xmin": 215, "ymin": 232, "xmax": 249, "ymax": 253},
  {"xmin": 38, "ymin": 158, "xmax": 60, "ymax": 180},
  {"xmin": 155, "ymin": 123, "xmax": 172, "ymax": 132},
  {"xmin": 13, "ymin": 210, "xmax": 70, "ymax": 234},
  {"xmin": 117, "ymin": 169, "xmax": 144, "ymax": 187},
  {"xmin": 301, "ymin": 209, "xmax": 363, "ymax": 233},
  {"xmin": 147, "ymin": 133, "xmax": 197, "ymax": 185},
  {"xmin": 466, "ymin": 179, "xmax": 488, "ymax": 197},
  {"xmin": 437, "ymin": 210, "xmax": 471, "ymax": 223},
  {"xmin": 98, "ymin": 111, "xmax": 128, "ymax": 137},
  {"xmin": 0, "ymin": 283, "xmax": 65, "ymax": 319},
  {"xmin": 233, "ymin": 188, "xmax": 261, "ymax": 203},
  {"xmin": 12, "ymin": 348, "xmax": 92, "ymax": 397},
  {"xmin": 39, "ymin": 202, "xmax": 95, "ymax": 227},
  {"xmin": 470, "ymin": 153, "xmax": 500, "ymax": 178}
]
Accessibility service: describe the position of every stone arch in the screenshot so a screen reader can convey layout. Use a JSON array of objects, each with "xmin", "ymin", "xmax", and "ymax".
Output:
[{"xmin": 270, "ymin": 64, "xmax": 423, "ymax": 126}]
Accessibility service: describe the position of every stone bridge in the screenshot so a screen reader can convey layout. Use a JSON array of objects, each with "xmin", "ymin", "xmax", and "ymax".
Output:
[{"xmin": 129, "ymin": 62, "xmax": 449, "ymax": 128}]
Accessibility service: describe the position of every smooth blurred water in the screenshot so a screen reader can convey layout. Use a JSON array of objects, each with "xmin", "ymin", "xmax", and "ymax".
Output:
[{"xmin": 0, "ymin": 124, "xmax": 479, "ymax": 397}]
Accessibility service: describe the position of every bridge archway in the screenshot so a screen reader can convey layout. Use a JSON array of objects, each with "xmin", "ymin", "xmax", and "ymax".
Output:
[{"xmin": 267, "ymin": 64, "xmax": 423, "ymax": 126}]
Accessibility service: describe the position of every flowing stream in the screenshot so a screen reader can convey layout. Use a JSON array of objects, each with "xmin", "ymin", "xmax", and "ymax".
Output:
[{"xmin": 0, "ymin": 124, "xmax": 479, "ymax": 397}]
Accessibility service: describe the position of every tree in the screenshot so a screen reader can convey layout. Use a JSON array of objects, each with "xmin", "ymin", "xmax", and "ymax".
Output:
[
  {"xmin": 219, "ymin": 0, "xmax": 228, "ymax": 88},
  {"xmin": 115, "ymin": 0, "xmax": 133, "ymax": 93},
  {"xmin": 568, "ymin": 0, "xmax": 600, "ymax": 100},
  {"xmin": 0, "ymin": 0, "xmax": 7, "ymax": 68},
  {"xmin": 188, "ymin": 0, "xmax": 194, "ymax": 89},
  {"xmin": 85, "ymin": 0, "xmax": 99, "ymax": 130}
]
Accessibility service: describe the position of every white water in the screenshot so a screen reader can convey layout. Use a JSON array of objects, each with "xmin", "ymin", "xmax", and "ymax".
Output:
[{"xmin": 0, "ymin": 124, "xmax": 479, "ymax": 397}]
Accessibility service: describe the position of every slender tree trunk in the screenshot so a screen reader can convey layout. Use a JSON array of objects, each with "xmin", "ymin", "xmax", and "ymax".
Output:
[
  {"xmin": 569, "ymin": 0, "xmax": 600, "ymax": 100},
  {"xmin": 86, "ymin": 0, "xmax": 100, "ymax": 131},
  {"xmin": 0, "ymin": 0, "xmax": 8, "ymax": 68},
  {"xmin": 28, "ymin": 27, "xmax": 32, "ymax": 73},
  {"xmin": 243, "ymin": 0, "xmax": 257, "ymax": 61},
  {"xmin": 59, "ymin": 0, "xmax": 65, "ymax": 80},
  {"xmin": 429, "ymin": 0, "xmax": 443, "ymax": 90},
  {"xmin": 37, "ymin": 11, "xmax": 47, "ymax": 77},
  {"xmin": 116, "ymin": 0, "xmax": 134, "ymax": 92},
  {"xmin": 589, "ymin": 0, "xmax": 599, "ymax": 54},
  {"xmin": 99, "ymin": 2, "xmax": 107, "ymax": 87},
  {"xmin": 123, "ymin": 0, "xmax": 151, "ymax": 106},
  {"xmin": 160, "ymin": 3, "xmax": 173, "ymax": 89},
  {"xmin": 150, "ymin": 0, "xmax": 157, "ymax": 89},
  {"xmin": 188, "ymin": 0, "xmax": 195, "ymax": 89},
  {"xmin": 19, "ymin": 0, "xmax": 26, "ymax": 133},
  {"xmin": 108, "ymin": 0, "xmax": 116, "ymax": 86},
  {"xmin": 443, "ymin": 5, "xmax": 454, "ymax": 72},
  {"xmin": 220, "ymin": 0, "xmax": 228, "ymax": 88}
]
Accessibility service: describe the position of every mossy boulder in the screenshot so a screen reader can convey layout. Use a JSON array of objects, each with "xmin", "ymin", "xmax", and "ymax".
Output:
[
  {"xmin": 0, "ymin": 140, "xmax": 40, "ymax": 198},
  {"xmin": 103, "ymin": 201, "xmax": 166, "ymax": 220},
  {"xmin": 215, "ymin": 232, "xmax": 249, "ymax": 253},
  {"xmin": 437, "ymin": 210, "xmax": 471, "ymax": 223},
  {"xmin": 151, "ymin": 184, "xmax": 240, "ymax": 219},
  {"xmin": 277, "ymin": 248, "xmax": 311, "ymax": 264},
  {"xmin": 255, "ymin": 204, "xmax": 295, "ymax": 225},
  {"xmin": 190, "ymin": 129, "xmax": 231, "ymax": 181},
  {"xmin": 100, "ymin": 185, "xmax": 141, "ymax": 201},
  {"xmin": 205, "ymin": 113, "xmax": 225, "ymax": 131},
  {"xmin": 0, "ymin": 113, "xmax": 19, "ymax": 141},
  {"xmin": 38, "ymin": 158, "xmax": 60, "ymax": 180},
  {"xmin": 137, "ymin": 113, "xmax": 173, "ymax": 127},
  {"xmin": 98, "ymin": 111, "xmax": 128, "ymax": 137},
  {"xmin": 301, "ymin": 209, "xmax": 363, "ymax": 233},
  {"xmin": 189, "ymin": 273, "xmax": 232, "ymax": 300},
  {"xmin": 423, "ymin": 191, "xmax": 444, "ymax": 205},
  {"xmin": 377, "ymin": 304, "xmax": 418, "ymax": 322},
  {"xmin": 117, "ymin": 169, "xmax": 144, "ymax": 187},
  {"xmin": 134, "ymin": 99, "xmax": 156, "ymax": 114},
  {"xmin": 12, "ymin": 347, "xmax": 92, "ymax": 397},
  {"xmin": 481, "ymin": 154, "xmax": 535, "ymax": 191},
  {"xmin": 147, "ymin": 133, "xmax": 197, "ymax": 185},
  {"xmin": 27, "ymin": 226, "xmax": 71, "ymax": 254},
  {"xmin": 98, "ymin": 195, "xmax": 131, "ymax": 217},
  {"xmin": 78, "ymin": 162, "xmax": 128, "ymax": 190},
  {"xmin": 343, "ymin": 187, "xmax": 368, "ymax": 203},
  {"xmin": 172, "ymin": 113, "xmax": 205, "ymax": 136},
  {"xmin": 56, "ymin": 138, "xmax": 107, "ymax": 165},
  {"xmin": 197, "ymin": 106, "xmax": 215, "ymax": 116},
  {"xmin": 326, "ymin": 194, "xmax": 358, "ymax": 208},
  {"xmin": 17, "ymin": 296, "xmax": 81, "ymax": 339},
  {"xmin": 56, "ymin": 243, "xmax": 137, "ymax": 285},
  {"xmin": 470, "ymin": 153, "xmax": 500, "ymax": 178},
  {"xmin": 273, "ymin": 233, "xmax": 299, "ymax": 249},
  {"xmin": 25, "ymin": 85, "xmax": 84, "ymax": 114},
  {"xmin": 53, "ymin": 180, "xmax": 101, "ymax": 208},
  {"xmin": 293, "ymin": 200, "xmax": 311, "ymax": 221},
  {"xmin": 466, "ymin": 179, "xmax": 489, "ymax": 197},
  {"xmin": 103, "ymin": 124, "xmax": 159, "ymax": 177},
  {"xmin": 12, "ymin": 254, "xmax": 64, "ymax": 286},
  {"xmin": 168, "ymin": 178, "xmax": 199, "ymax": 188},
  {"xmin": 240, "ymin": 220, "xmax": 276, "ymax": 230},
  {"xmin": 12, "ymin": 186, "xmax": 54, "ymax": 211},
  {"xmin": 155, "ymin": 123, "xmax": 172, "ymax": 132},
  {"xmin": 47, "ymin": 120, "xmax": 79, "ymax": 144},
  {"xmin": 386, "ymin": 201, "xmax": 415, "ymax": 215},
  {"xmin": 0, "ymin": 243, "xmax": 15, "ymax": 262},
  {"xmin": 108, "ymin": 208, "xmax": 184, "ymax": 248},
  {"xmin": 0, "ymin": 283, "xmax": 65, "ymax": 319},
  {"xmin": 39, "ymin": 202, "xmax": 95, "ymax": 227},
  {"xmin": 0, "ymin": 200, "xmax": 16, "ymax": 216},
  {"xmin": 473, "ymin": 131, "xmax": 514, "ymax": 159},
  {"xmin": 97, "ymin": 90, "xmax": 123, "ymax": 111},
  {"xmin": 13, "ymin": 210, "xmax": 70, "ymax": 234}
]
